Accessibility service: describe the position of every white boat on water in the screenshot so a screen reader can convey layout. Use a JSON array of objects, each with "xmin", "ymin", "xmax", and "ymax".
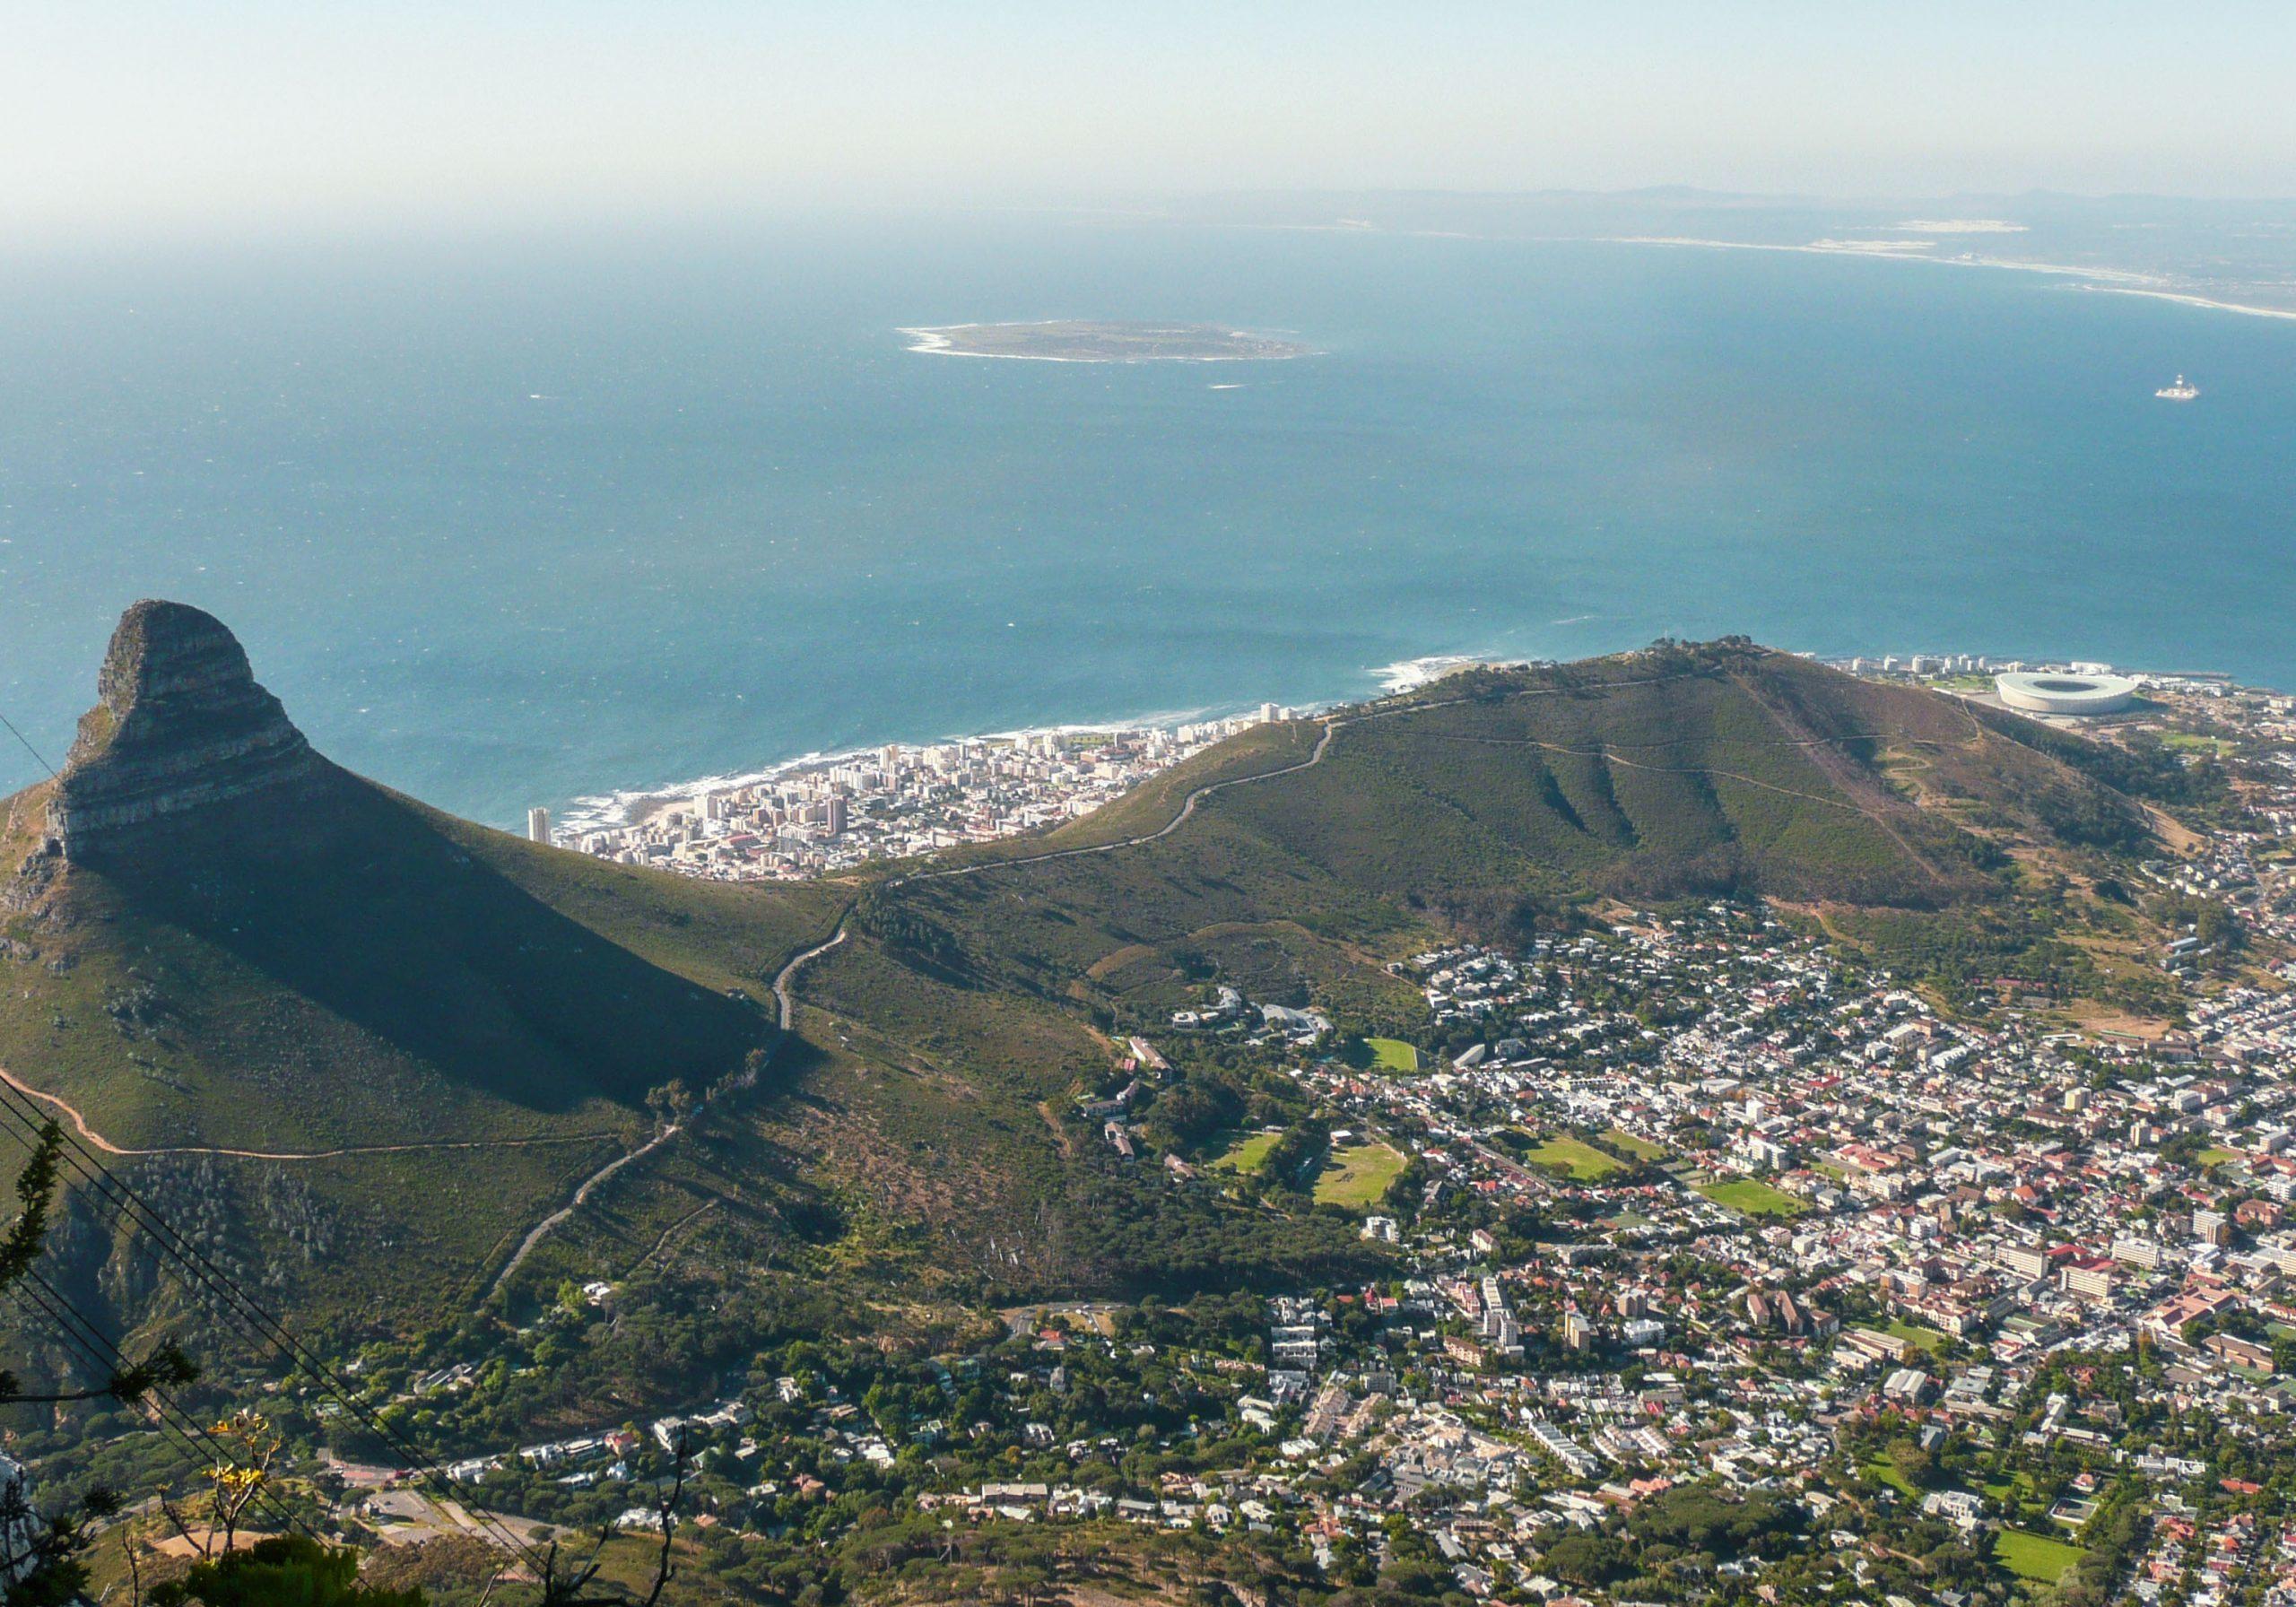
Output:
[{"xmin": 2155, "ymin": 373, "xmax": 2200, "ymax": 401}]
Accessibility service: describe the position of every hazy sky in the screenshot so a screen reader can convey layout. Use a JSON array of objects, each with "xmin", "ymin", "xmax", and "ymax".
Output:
[{"xmin": 11, "ymin": 1, "xmax": 2296, "ymax": 239}]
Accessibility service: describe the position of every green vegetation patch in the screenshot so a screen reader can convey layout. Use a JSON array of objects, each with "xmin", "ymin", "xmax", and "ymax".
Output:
[
  {"xmin": 2161, "ymin": 732, "xmax": 2235, "ymax": 757},
  {"xmin": 1864, "ymin": 1459, "xmax": 1918, "ymax": 1498},
  {"xmin": 1526, "ymin": 1135, "xmax": 1626, "ymax": 1181},
  {"xmin": 1697, "ymin": 1177, "xmax": 1809, "ymax": 1218},
  {"xmin": 1361, "ymin": 1037, "xmax": 1421, "ymax": 1073},
  {"xmin": 1885, "ymin": 1319, "xmax": 1950, "ymax": 1355},
  {"xmin": 1601, "ymin": 1128, "xmax": 1666, "ymax": 1161},
  {"xmin": 1211, "ymin": 1130, "xmax": 1281, "ymax": 1174},
  {"xmin": 1993, "ymin": 1529, "xmax": 2086, "ymax": 1584},
  {"xmin": 1314, "ymin": 1142, "xmax": 1406, "ymax": 1208}
]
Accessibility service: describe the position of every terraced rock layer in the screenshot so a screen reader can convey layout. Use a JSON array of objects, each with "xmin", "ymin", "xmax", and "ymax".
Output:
[{"xmin": 45, "ymin": 600, "xmax": 322, "ymax": 861}]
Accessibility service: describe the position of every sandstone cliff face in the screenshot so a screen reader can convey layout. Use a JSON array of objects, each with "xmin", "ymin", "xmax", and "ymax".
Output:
[{"xmin": 45, "ymin": 601, "xmax": 323, "ymax": 861}]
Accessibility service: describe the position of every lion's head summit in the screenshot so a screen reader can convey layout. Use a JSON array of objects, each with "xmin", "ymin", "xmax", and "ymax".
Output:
[{"xmin": 36, "ymin": 600, "xmax": 325, "ymax": 865}]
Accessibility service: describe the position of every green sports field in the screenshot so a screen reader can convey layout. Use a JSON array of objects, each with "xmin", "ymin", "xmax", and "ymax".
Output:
[
  {"xmin": 1345, "ymin": 1037, "xmax": 1420, "ymax": 1073},
  {"xmin": 1315, "ymin": 1142, "xmax": 1406, "ymax": 1207},
  {"xmin": 1993, "ymin": 1529, "xmax": 2085, "ymax": 1584},
  {"xmin": 1697, "ymin": 1177, "xmax": 1809, "ymax": 1218},
  {"xmin": 1526, "ymin": 1135, "xmax": 1625, "ymax": 1181},
  {"xmin": 1211, "ymin": 1130, "xmax": 1281, "ymax": 1173}
]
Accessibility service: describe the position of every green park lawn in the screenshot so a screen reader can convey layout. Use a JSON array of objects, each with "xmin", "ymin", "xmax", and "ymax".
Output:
[
  {"xmin": 1993, "ymin": 1529, "xmax": 2086, "ymax": 1585},
  {"xmin": 1982, "ymin": 1472, "xmax": 2034, "ymax": 1506},
  {"xmin": 1601, "ymin": 1128, "xmax": 1666, "ymax": 1161},
  {"xmin": 1886, "ymin": 1319, "xmax": 1952, "ymax": 1355},
  {"xmin": 2161, "ymin": 733, "xmax": 2236, "ymax": 757},
  {"xmin": 1864, "ymin": 1460, "xmax": 1918, "ymax": 1498},
  {"xmin": 1315, "ymin": 1142, "xmax": 1406, "ymax": 1208},
  {"xmin": 1526, "ymin": 1135, "xmax": 1626, "ymax": 1182},
  {"xmin": 1357, "ymin": 1038, "xmax": 1421, "ymax": 1073},
  {"xmin": 1211, "ymin": 1130, "xmax": 1281, "ymax": 1173},
  {"xmin": 1697, "ymin": 1177, "xmax": 1810, "ymax": 1218}
]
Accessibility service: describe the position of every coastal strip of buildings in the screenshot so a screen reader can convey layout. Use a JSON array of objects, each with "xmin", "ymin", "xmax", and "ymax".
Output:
[{"xmin": 544, "ymin": 708, "xmax": 1296, "ymax": 881}]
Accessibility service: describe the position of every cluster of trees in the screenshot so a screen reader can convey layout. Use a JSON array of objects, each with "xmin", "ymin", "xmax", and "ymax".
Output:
[
  {"xmin": 1053, "ymin": 1155, "xmax": 1383, "ymax": 1297},
  {"xmin": 1138, "ymin": 1076, "xmax": 1246, "ymax": 1151},
  {"xmin": 1978, "ymin": 711, "xmax": 2231, "ymax": 813},
  {"xmin": 2025, "ymin": 780, "xmax": 2154, "ymax": 853},
  {"xmin": 849, "ymin": 890, "xmax": 976, "ymax": 985},
  {"xmin": 2154, "ymin": 891, "xmax": 2248, "ymax": 960},
  {"xmin": 1541, "ymin": 1482, "xmax": 1804, "ymax": 1594},
  {"xmin": 309, "ymin": 1272, "xmax": 852, "ymax": 1466}
]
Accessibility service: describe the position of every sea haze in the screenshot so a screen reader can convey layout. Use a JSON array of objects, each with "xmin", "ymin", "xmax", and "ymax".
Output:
[{"xmin": 3, "ymin": 208, "xmax": 2292, "ymax": 829}]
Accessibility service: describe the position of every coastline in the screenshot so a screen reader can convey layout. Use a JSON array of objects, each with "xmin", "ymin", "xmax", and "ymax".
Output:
[
  {"xmin": 1593, "ymin": 234, "xmax": 2296, "ymax": 321},
  {"xmin": 550, "ymin": 643, "xmax": 2228, "ymax": 844},
  {"xmin": 2074, "ymin": 284, "xmax": 2296, "ymax": 324},
  {"xmin": 552, "ymin": 652, "xmax": 1493, "ymax": 836},
  {"xmin": 555, "ymin": 702, "xmax": 1239, "ymax": 837}
]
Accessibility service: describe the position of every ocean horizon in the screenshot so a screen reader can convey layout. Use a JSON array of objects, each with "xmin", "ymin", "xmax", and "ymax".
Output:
[{"xmin": 4, "ymin": 209, "xmax": 2292, "ymax": 830}]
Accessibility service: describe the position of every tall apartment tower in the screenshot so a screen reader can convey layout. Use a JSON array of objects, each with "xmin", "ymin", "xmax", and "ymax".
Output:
[{"xmin": 526, "ymin": 806, "xmax": 552, "ymax": 845}]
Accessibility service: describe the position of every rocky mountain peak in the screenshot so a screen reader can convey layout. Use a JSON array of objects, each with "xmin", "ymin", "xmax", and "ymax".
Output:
[{"xmin": 45, "ymin": 600, "xmax": 322, "ymax": 861}]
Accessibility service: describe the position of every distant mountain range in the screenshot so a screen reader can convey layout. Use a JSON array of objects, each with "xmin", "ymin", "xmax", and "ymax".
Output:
[{"xmin": 1162, "ymin": 188, "xmax": 2296, "ymax": 315}]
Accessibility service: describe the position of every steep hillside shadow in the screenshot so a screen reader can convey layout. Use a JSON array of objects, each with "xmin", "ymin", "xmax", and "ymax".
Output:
[{"xmin": 80, "ymin": 765, "xmax": 770, "ymax": 1114}]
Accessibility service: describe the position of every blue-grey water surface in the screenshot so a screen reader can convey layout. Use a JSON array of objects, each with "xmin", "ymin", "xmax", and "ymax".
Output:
[{"xmin": 3, "ymin": 213, "xmax": 2291, "ymax": 827}]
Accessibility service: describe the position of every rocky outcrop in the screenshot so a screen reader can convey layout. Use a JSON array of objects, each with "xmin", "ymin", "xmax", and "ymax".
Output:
[{"xmin": 45, "ymin": 601, "xmax": 324, "ymax": 862}]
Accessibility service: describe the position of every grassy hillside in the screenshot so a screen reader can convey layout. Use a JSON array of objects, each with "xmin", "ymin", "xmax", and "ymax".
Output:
[
  {"xmin": 742, "ymin": 641, "xmax": 2179, "ymax": 1312},
  {"xmin": 0, "ymin": 636, "xmax": 2184, "ymax": 1342},
  {"xmin": 0, "ymin": 760, "xmax": 847, "ymax": 1332},
  {"xmin": 0, "ymin": 766, "xmax": 843, "ymax": 1151},
  {"xmin": 844, "ymin": 642, "xmax": 2154, "ymax": 1032}
]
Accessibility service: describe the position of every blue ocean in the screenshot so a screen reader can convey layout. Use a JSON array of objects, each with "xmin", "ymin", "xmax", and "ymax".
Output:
[{"xmin": 4, "ymin": 212, "xmax": 2292, "ymax": 829}]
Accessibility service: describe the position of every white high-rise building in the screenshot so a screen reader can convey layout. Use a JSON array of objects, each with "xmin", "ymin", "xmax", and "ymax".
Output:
[{"xmin": 526, "ymin": 807, "xmax": 552, "ymax": 845}]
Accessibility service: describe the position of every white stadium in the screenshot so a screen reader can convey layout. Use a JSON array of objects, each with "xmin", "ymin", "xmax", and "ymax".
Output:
[{"xmin": 1993, "ymin": 671, "xmax": 2141, "ymax": 717}]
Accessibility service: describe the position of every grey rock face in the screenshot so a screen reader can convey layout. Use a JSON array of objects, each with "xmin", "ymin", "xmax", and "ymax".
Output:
[{"xmin": 46, "ymin": 601, "xmax": 323, "ymax": 860}]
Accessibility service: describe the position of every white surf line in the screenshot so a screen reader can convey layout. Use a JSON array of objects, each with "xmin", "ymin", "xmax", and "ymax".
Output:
[
  {"xmin": 1594, "ymin": 234, "xmax": 2155, "ymax": 283},
  {"xmin": 2074, "ymin": 284, "xmax": 2296, "ymax": 323},
  {"xmin": 558, "ymin": 706, "xmax": 1231, "ymax": 835},
  {"xmin": 1592, "ymin": 234, "xmax": 2296, "ymax": 322}
]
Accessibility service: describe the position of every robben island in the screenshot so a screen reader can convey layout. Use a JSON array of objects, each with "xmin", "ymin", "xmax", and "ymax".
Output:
[{"xmin": 548, "ymin": 651, "xmax": 2175, "ymax": 883}]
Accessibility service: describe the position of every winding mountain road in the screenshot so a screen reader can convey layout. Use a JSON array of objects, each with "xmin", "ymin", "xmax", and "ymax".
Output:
[
  {"xmin": 490, "ymin": 906, "xmax": 853, "ymax": 1295},
  {"xmin": 485, "ymin": 1119, "xmax": 683, "ymax": 1298}
]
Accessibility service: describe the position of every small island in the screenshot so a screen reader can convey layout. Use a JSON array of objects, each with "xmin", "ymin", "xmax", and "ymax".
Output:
[{"xmin": 900, "ymin": 320, "xmax": 1312, "ymax": 362}]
